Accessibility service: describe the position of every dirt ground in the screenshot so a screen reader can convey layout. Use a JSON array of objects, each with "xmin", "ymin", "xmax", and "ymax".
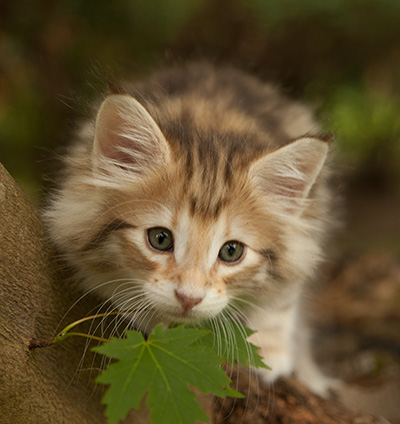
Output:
[
  {"xmin": 313, "ymin": 183, "xmax": 400, "ymax": 423},
  {"xmin": 314, "ymin": 249, "xmax": 400, "ymax": 423}
]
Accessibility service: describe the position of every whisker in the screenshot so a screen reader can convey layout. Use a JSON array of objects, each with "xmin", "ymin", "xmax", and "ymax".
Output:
[{"xmin": 52, "ymin": 277, "xmax": 145, "ymax": 336}]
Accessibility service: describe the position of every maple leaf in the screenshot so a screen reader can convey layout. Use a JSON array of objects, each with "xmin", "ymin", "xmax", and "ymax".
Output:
[
  {"xmin": 199, "ymin": 319, "xmax": 270, "ymax": 370},
  {"xmin": 94, "ymin": 324, "xmax": 243, "ymax": 424}
]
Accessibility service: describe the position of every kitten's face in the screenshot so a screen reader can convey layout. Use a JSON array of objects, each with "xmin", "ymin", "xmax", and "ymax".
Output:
[
  {"xmin": 47, "ymin": 94, "xmax": 329, "ymax": 332},
  {"xmin": 89, "ymin": 172, "xmax": 282, "ymax": 331}
]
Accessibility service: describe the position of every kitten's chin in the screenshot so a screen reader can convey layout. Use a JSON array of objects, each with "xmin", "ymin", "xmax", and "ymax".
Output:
[
  {"xmin": 159, "ymin": 300, "xmax": 227, "ymax": 326},
  {"xmin": 120, "ymin": 308, "xmax": 213, "ymax": 333},
  {"xmin": 165, "ymin": 310, "xmax": 209, "ymax": 325}
]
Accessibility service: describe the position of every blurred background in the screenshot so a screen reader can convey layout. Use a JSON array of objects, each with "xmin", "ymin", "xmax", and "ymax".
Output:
[
  {"xmin": 0, "ymin": 0, "xmax": 400, "ymax": 258},
  {"xmin": 1, "ymin": 0, "xmax": 400, "ymax": 254},
  {"xmin": 1, "ymin": 1, "xmax": 400, "ymax": 421}
]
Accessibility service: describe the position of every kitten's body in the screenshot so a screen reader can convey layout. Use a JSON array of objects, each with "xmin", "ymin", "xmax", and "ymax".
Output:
[{"xmin": 45, "ymin": 62, "xmax": 335, "ymax": 394}]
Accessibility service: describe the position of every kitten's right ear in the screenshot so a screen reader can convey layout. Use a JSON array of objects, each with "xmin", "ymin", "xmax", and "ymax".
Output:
[
  {"xmin": 92, "ymin": 94, "xmax": 170, "ymax": 174},
  {"xmin": 250, "ymin": 137, "xmax": 330, "ymax": 214}
]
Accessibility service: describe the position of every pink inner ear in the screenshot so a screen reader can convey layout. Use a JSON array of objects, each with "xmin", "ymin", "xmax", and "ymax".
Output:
[
  {"xmin": 281, "ymin": 157, "xmax": 318, "ymax": 195},
  {"xmin": 98, "ymin": 129, "xmax": 150, "ymax": 168},
  {"xmin": 97, "ymin": 133, "xmax": 134, "ymax": 164},
  {"xmin": 93, "ymin": 94, "xmax": 170, "ymax": 173},
  {"xmin": 251, "ymin": 137, "xmax": 329, "ymax": 201},
  {"xmin": 265, "ymin": 174, "xmax": 306, "ymax": 198},
  {"xmin": 280, "ymin": 177, "xmax": 306, "ymax": 196}
]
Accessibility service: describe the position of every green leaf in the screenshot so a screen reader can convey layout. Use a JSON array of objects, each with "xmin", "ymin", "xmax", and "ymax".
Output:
[
  {"xmin": 199, "ymin": 319, "xmax": 270, "ymax": 370},
  {"xmin": 94, "ymin": 324, "xmax": 243, "ymax": 424}
]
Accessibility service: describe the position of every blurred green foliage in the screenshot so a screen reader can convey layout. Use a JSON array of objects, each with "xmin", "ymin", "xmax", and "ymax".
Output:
[
  {"xmin": 1, "ymin": 0, "xmax": 399, "ymax": 199},
  {"xmin": 322, "ymin": 85, "xmax": 400, "ymax": 170}
]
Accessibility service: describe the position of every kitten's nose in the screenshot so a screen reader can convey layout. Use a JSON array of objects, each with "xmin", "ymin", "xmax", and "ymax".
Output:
[{"xmin": 174, "ymin": 290, "xmax": 203, "ymax": 312}]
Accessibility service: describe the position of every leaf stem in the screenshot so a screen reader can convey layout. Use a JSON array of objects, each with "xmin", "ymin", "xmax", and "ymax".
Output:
[
  {"xmin": 28, "ymin": 310, "xmax": 128, "ymax": 350},
  {"xmin": 54, "ymin": 332, "xmax": 111, "ymax": 344},
  {"xmin": 55, "ymin": 311, "xmax": 124, "ymax": 339}
]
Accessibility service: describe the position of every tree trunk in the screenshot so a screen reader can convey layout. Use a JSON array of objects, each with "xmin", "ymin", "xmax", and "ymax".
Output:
[
  {"xmin": 0, "ymin": 163, "xmax": 381, "ymax": 424},
  {"xmin": 0, "ymin": 163, "xmax": 148, "ymax": 424}
]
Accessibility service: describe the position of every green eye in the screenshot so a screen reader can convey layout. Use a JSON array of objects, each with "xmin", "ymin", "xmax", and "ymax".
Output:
[
  {"xmin": 147, "ymin": 227, "xmax": 174, "ymax": 252},
  {"xmin": 218, "ymin": 241, "xmax": 244, "ymax": 263}
]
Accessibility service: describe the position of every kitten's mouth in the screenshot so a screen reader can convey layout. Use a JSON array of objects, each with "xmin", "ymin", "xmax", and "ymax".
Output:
[{"xmin": 167, "ymin": 309, "xmax": 200, "ymax": 323}]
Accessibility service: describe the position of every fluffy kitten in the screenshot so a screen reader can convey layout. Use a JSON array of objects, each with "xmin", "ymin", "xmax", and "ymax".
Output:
[{"xmin": 44, "ymin": 62, "xmax": 335, "ymax": 395}]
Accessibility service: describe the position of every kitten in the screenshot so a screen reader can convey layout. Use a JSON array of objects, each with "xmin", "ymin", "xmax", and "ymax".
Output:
[{"xmin": 44, "ymin": 62, "xmax": 336, "ymax": 395}]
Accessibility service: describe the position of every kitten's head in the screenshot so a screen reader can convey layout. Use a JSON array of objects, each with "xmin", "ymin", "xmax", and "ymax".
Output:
[{"xmin": 46, "ymin": 94, "xmax": 330, "ymax": 332}]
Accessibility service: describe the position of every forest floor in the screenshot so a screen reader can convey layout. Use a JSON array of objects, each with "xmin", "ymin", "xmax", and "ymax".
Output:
[
  {"xmin": 314, "ymin": 249, "xmax": 400, "ymax": 423},
  {"xmin": 212, "ymin": 183, "xmax": 400, "ymax": 423},
  {"xmin": 315, "ymin": 183, "xmax": 400, "ymax": 423}
]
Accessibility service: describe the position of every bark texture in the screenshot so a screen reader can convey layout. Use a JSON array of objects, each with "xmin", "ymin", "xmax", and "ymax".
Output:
[
  {"xmin": 0, "ymin": 163, "xmax": 148, "ymax": 424},
  {"xmin": 0, "ymin": 163, "xmax": 382, "ymax": 424},
  {"xmin": 212, "ymin": 373, "xmax": 384, "ymax": 424}
]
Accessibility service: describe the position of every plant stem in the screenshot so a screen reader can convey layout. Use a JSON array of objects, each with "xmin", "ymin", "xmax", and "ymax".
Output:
[
  {"xmin": 54, "ymin": 332, "xmax": 111, "ymax": 344},
  {"xmin": 28, "ymin": 310, "xmax": 128, "ymax": 350},
  {"xmin": 54, "ymin": 311, "xmax": 123, "ymax": 340}
]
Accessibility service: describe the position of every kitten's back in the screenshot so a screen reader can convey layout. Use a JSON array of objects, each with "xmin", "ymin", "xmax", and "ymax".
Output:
[{"xmin": 123, "ymin": 62, "xmax": 319, "ymax": 153}]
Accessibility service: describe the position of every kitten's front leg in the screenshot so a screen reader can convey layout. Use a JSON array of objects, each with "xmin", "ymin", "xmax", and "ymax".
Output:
[
  {"xmin": 246, "ymin": 297, "xmax": 299, "ymax": 383},
  {"xmin": 246, "ymin": 295, "xmax": 342, "ymax": 397},
  {"xmin": 294, "ymin": 326, "xmax": 343, "ymax": 396}
]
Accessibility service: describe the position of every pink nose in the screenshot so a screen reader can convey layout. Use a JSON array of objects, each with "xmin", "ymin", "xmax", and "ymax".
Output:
[{"xmin": 174, "ymin": 290, "xmax": 203, "ymax": 312}]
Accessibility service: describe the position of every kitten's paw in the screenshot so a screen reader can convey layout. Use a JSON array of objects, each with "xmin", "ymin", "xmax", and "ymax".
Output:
[
  {"xmin": 256, "ymin": 347, "xmax": 294, "ymax": 384},
  {"xmin": 296, "ymin": 369, "xmax": 343, "ymax": 397}
]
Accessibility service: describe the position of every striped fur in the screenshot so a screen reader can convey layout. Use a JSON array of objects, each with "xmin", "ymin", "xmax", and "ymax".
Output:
[{"xmin": 44, "ymin": 62, "xmax": 336, "ymax": 395}]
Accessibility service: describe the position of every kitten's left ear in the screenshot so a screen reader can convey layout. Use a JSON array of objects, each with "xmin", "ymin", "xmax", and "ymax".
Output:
[
  {"xmin": 250, "ymin": 137, "xmax": 330, "ymax": 211},
  {"xmin": 92, "ymin": 94, "xmax": 170, "ymax": 174}
]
